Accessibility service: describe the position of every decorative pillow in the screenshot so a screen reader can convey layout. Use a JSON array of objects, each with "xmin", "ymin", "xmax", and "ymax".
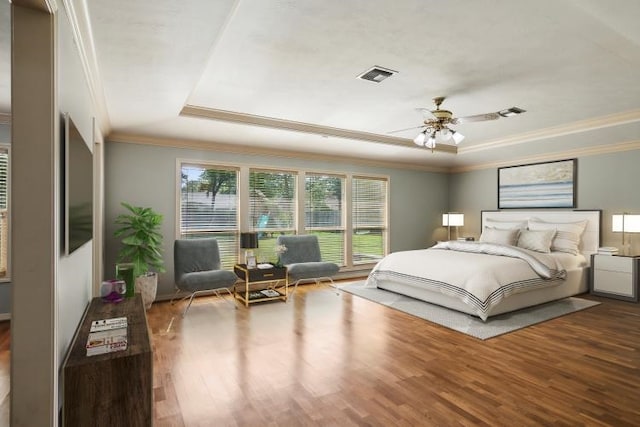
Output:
[
  {"xmin": 484, "ymin": 218, "xmax": 528, "ymax": 230},
  {"xmin": 517, "ymin": 229, "xmax": 556, "ymax": 253},
  {"xmin": 479, "ymin": 227, "xmax": 520, "ymax": 246},
  {"xmin": 528, "ymin": 219, "xmax": 587, "ymax": 255}
]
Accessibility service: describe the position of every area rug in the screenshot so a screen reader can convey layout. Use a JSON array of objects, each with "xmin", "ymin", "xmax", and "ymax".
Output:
[{"xmin": 340, "ymin": 281, "xmax": 600, "ymax": 340}]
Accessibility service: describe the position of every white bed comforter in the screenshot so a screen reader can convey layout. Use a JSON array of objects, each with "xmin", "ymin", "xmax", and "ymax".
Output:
[{"xmin": 365, "ymin": 241, "xmax": 567, "ymax": 320}]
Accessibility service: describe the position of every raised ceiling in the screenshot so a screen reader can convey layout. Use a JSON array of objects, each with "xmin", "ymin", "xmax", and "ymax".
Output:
[{"xmin": 3, "ymin": 1, "xmax": 640, "ymax": 170}]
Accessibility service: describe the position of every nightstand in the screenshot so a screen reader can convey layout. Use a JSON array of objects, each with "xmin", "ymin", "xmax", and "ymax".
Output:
[
  {"xmin": 233, "ymin": 264, "xmax": 288, "ymax": 307},
  {"xmin": 590, "ymin": 254, "xmax": 639, "ymax": 302}
]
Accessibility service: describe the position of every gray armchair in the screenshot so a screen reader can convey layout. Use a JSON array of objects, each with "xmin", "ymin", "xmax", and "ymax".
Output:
[
  {"xmin": 276, "ymin": 234, "xmax": 340, "ymax": 296},
  {"xmin": 172, "ymin": 238, "xmax": 238, "ymax": 316}
]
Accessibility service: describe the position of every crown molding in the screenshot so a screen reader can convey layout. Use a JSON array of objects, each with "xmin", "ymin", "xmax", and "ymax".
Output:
[
  {"xmin": 60, "ymin": 0, "xmax": 111, "ymax": 135},
  {"xmin": 451, "ymin": 139, "xmax": 640, "ymax": 173},
  {"xmin": 458, "ymin": 109, "xmax": 640, "ymax": 155},
  {"xmin": 180, "ymin": 104, "xmax": 458, "ymax": 155},
  {"xmin": 107, "ymin": 132, "xmax": 451, "ymax": 173},
  {"xmin": 0, "ymin": 113, "xmax": 10, "ymax": 125}
]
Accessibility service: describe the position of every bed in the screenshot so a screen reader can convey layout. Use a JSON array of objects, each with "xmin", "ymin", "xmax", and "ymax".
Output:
[{"xmin": 365, "ymin": 210, "xmax": 601, "ymax": 320}]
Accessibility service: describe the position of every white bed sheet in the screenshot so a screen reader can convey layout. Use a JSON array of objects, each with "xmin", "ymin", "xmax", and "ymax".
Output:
[
  {"xmin": 376, "ymin": 267, "xmax": 588, "ymax": 318},
  {"xmin": 550, "ymin": 251, "xmax": 587, "ymax": 270}
]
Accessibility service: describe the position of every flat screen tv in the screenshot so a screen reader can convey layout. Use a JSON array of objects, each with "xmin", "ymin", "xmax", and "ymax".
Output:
[{"xmin": 63, "ymin": 113, "xmax": 93, "ymax": 255}]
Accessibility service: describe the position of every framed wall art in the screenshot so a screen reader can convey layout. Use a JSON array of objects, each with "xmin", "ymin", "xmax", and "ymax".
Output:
[{"xmin": 498, "ymin": 159, "xmax": 576, "ymax": 209}]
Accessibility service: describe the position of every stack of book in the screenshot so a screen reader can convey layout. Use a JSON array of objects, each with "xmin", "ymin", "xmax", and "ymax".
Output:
[
  {"xmin": 86, "ymin": 317, "xmax": 128, "ymax": 356},
  {"xmin": 597, "ymin": 247, "xmax": 619, "ymax": 256}
]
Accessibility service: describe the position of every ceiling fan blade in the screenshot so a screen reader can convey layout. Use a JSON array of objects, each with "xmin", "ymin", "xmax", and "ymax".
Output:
[
  {"xmin": 415, "ymin": 107, "xmax": 436, "ymax": 119},
  {"xmin": 452, "ymin": 112, "xmax": 500, "ymax": 124},
  {"xmin": 453, "ymin": 107, "xmax": 526, "ymax": 124},
  {"xmin": 388, "ymin": 125, "xmax": 425, "ymax": 134}
]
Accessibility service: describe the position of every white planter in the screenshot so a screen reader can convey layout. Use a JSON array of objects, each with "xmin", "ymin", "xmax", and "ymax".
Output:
[{"xmin": 135, "ymin": 272, "xmax": 158, "ymax": 310}]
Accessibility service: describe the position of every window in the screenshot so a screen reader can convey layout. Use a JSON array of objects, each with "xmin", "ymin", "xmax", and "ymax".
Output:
[
  {"xmin": 179, "ymin": 164, "xmax": 238, "ymax": 269},
  {"xmin": 177, "ymin": 161, "xmax": 388, "ymax": 271},
  {"xmin": 352, "ymin": 176, "xmax": 387, "ymax": 265},
  {"xmin": 305, "ymin": 173, "xmax": 345, "ymax": 266},
  {"xmin": 249, "ymin": 169, "xmax": 297, "ymax": 263},
  {"xmin": 0, "ymin": 146, "xmax": 7, "ymax": 279}
]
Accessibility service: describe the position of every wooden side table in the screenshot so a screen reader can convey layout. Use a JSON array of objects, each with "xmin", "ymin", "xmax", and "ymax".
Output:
[
  {"xmin": 234, "ymin": 264, "xmax": 288, "ymax": 307},
  {"xmin": 591, "ymin": 254, "xmax": 639, "ymax": 302}
]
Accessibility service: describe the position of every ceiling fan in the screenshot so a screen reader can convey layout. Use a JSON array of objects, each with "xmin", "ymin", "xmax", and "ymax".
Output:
[{"xmin": 391, "ymin": 97, "xmax": 525, "ymax": 150}]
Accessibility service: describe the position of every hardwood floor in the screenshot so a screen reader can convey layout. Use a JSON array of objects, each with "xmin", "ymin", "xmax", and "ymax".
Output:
[
  {"xmin": 147, "ymin": 282, "xmax": 640, "ymax": 426},
  {"xmin": 0, "ymin": 282, "xmax": 638, "ymax": 426}
]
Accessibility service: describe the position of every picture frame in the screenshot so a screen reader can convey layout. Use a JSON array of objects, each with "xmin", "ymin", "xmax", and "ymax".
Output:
[
  {"xmin": 246, "ymin": 255, "xmax": 257, "ymax": 269},
  {"xmin": 498, "ymin": 159, "xmax": 576, "ymax": 209}
]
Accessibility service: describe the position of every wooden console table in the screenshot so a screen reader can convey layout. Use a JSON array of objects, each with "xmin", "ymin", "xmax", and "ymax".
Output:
[{"xmin": 62, "ymin": 294, "xmax": 153, "ymax": 426}]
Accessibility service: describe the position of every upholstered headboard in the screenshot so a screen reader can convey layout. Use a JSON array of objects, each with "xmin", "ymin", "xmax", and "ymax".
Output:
[{"xmin": 481, "ymin": 210, "xmax": 601, "ymax": 262}]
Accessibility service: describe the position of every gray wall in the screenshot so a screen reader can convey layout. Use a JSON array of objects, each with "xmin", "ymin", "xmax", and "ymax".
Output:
[
  {"xmin": 104, "ymin": 141, "xmax": 449, "ymax": 298},
  {"xmin": 449, "ymin": 150, "xmax": 640, "ymax": 251},
  {"xmin": 0, "ymin": 123, "xmax": 9, "ymax": 141}
]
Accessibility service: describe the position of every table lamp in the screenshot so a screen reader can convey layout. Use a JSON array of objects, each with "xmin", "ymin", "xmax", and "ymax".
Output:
[
  {"xmin": 442, "ymin": 213, "xmax": 464, "ymax": 240},
  {"xmin": 240, "ymin": 232, "xmax": 258, "ymax": 264},
  {"xmin": 612, "ymin": 213, "xmax": 640, "ymax": 255}
]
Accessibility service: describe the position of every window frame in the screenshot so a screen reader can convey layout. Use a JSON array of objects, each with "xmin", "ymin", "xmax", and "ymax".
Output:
[
  {"xmin": 303, "ymin": 172, "xmax": 346, "ymax": 266},
  {"xmin": 248, "ymin": 168, "xmax": 298, "ymax": 263},
  {"xmin": 351, "ymin": 175, "xmax": 389, "ymax": 266},
  {"xmin": 177, "ymin": 161, "xmax": 240, "ymax": 269}
]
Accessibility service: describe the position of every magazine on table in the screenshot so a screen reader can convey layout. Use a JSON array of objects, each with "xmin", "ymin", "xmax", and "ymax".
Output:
[{"xmin": 260, "ymin": 289, "xmax": 280, "ymax": 298}]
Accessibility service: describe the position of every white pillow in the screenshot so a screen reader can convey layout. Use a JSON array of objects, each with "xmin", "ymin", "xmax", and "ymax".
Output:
[
  {"xmin": 484, "ymin": 218, "xmax": 528, "ymax": 230},
  {"xmin": 517, "ymin": 229, "xmax": 556, "ymax": 253},
  {"xmin": 528, "ymin": 219, "xmax": 587, "ymax": 255},
  {"xmin": 479, "ymin": 227, "xmax": 520, "ymax": 246}
]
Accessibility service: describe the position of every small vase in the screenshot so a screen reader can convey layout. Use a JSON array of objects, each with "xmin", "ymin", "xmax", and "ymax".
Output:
[
  {"xmin": 135, "ymin": 272, "xmax": 158, "ymax": 310},
  {"xmin": 116, "ymin": 263, "xmax": 135, "ymax": 298}
]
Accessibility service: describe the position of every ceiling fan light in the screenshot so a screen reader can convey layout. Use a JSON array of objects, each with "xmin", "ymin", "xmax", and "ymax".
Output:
[
  {"xmin": 440, "ymin": 128, "xmax": 451, "ymax": 141},
  {"xmin": 413, "ymin": 131, "xmax": 426, "ymax": 146},
  {"xmin": 452, "ymin": 131, "xmax": 465, "ymax": 145},
  {"xmin": 425, "ymin": 133, "xmax": 437, "ymax": 149}
]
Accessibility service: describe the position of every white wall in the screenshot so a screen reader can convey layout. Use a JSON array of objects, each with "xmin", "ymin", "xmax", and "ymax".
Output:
[
  {"xmin": 57, "ymin": 5, "xmax": 100, "ymax": 366},
  {"xmin": 104, "ymin": 141, "xmax": 449, "ymax": 297}
]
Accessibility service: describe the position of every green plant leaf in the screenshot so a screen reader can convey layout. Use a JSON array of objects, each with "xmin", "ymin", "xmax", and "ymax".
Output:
[{"xmin": 114, "ymin": 202, "xmax": 165, "ymax": 276}]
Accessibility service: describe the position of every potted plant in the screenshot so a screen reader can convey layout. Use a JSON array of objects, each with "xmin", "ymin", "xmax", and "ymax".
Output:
[{"xmin": 114, "ymin": 202, "xmax": 165, "ymax": 309}]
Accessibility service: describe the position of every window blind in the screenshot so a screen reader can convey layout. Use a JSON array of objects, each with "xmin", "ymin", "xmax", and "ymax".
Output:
[
  {"xmin": 0, "ymin": 149, "xmax": 8, "ymax": 278},
  {"xmin": 352, "ymin": 177, "xmax": 387, "ymax": 264},
  {"xmin": 180, "ymin": 164, "xmax": 238, "ymax": 269},
  {"xmin": 0, "ymin": 151, "xmax": 7, "ymax": 210},
  {"xmin": 249, "ymin": 170, "xmax": 297, "ymax": 262},
  {"xmin": 305, "ymin": 174, "xmax": 345, "ymax": 265}
]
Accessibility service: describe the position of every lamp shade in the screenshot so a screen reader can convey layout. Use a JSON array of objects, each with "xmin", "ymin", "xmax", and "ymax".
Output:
[
  {"xmin": 240, "ymin": 232, "xmax": 259, "ymax": 249},
  {"xmin": 612, "ymin": 214, "xmax": 640, "ymax": 233},
  {"xmin": 452, "ymin": 131, "xmax": 465, "ymax": 145},
  {"xmin": 425, "ymin": 133, "xmax": 437, "ymax": 149},
  {"xmin": 442, "ymin": 213, "xmax": 464, "ymax": 227}
]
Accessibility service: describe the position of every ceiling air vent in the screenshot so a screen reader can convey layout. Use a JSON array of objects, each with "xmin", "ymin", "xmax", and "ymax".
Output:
[{"xmin": 357, "ymin": 66, "xmax": 398, "ymax": 83}]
